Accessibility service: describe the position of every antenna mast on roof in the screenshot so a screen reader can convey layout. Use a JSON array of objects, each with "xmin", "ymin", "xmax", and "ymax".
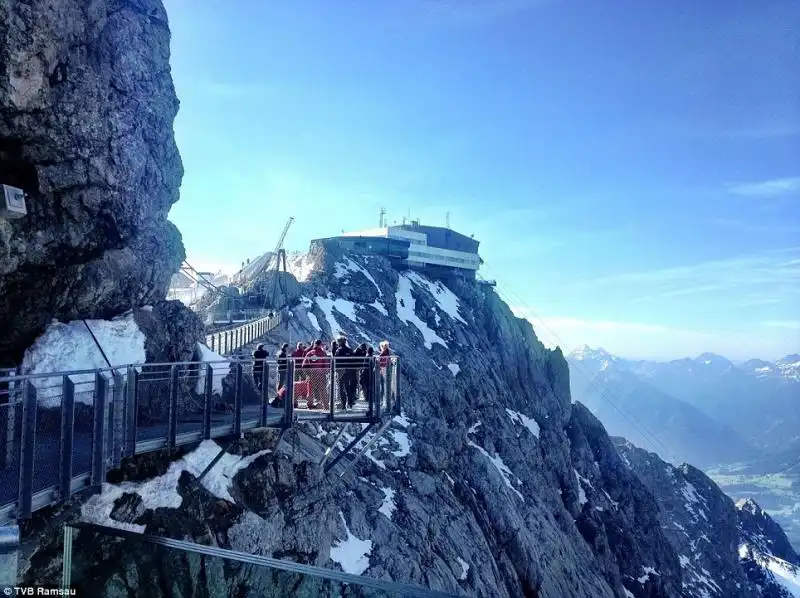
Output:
[{"xmin": 446, "ymin": 212, "xmax": 450, "ymax": 229}]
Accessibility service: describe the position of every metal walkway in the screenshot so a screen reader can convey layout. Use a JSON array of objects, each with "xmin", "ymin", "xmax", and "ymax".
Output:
[{"xmin": 0, "ymin": 355, "xmax": 400, "ymax": 523}]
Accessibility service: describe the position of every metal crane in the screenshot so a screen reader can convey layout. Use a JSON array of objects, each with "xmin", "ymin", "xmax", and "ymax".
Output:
[
  {"xmin": 263, "ymin": 217, "xmax": 294, "ymax": 311},
  {"xmin": 234, "ymin": 217, "xmax": 294, "ymax": 289},
  {"xmin": 272, "ymin": 216, "xmax": 294, "ymax": 275}
]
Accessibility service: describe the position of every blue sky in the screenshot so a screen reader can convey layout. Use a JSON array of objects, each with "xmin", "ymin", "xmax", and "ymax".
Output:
[{"xmin": 164, "ymin": 0, "xmax": 799, "ymax": 361}]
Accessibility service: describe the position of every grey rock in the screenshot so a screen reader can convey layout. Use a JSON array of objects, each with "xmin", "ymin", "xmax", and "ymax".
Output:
[
  {"xmin": 134, "ymin": 301, "xmax": 205, "ymax": 363},
  {"xmin": 0, "ymin": 0, "xmax": 184, "ymax": 363}
]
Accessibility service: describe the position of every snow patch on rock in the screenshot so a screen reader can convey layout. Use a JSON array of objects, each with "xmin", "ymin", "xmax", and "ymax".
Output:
[
  {"xmin": 370, "ymin": 299, "xmax": 388, "ymax": 316},
  {"xmin": 81, "ymin": 441, "xmax": 270, "ymax": 530},
  {"xmin": 505, "ymin": 408, "xmax": 540, "ymax": 439},
  {"xmin": 405, "ymin": 271, "xmax": 467, "ymax": 324},
  {"xmin": 316, "ymin": 294, "xmax": 362, "ymax": 336},
  {"xmin": 637, "ymin": 566, "xmax": 659, "ymax": 584},
  {"xmin": 22, "ymin": 314, "xmax": 146, "ymax": 406},
  {"xmin": 330, "ymin": 511, "xmax": 372, "ymax": 575},
  {"xmin": 574, "ymin": 469, "xmax": 592, "ymax": 506},
  {"xmin": 336, "ymin": 257, "xmax": 382, "ymax": 295},
  {"xmin": 390, "ymin": 430, "xmax": 411, "ymax": 457},
  {"xmin": 468, "ymin": 438, "xmax": 524, "ymax": 502},
  {"xmin": 379, "ymin": 488, "xmax": 397, "ymax": 520},
  {"xmin": 288, "ymin": 252, "xmax": 317, "ymax": 282},
  {"xmin": 457, "ymin": 556, "xmax": 470, "ymax": 580},
  {"xmin": 395, "ymin": 273, "xmax": 447, "ymax": 349}
]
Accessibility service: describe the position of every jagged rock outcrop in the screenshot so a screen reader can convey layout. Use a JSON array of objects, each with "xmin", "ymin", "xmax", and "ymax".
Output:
[
  {"xmin": 615, "ymin": 438, "xmax": 800, "ymax": 597},
  {"xmin": 23, "ymin": 249, "xmax": 800, "ymax": 597},
  {"xmin": 133, "ymin": 301, "xmax": 204, "ymax": 364},
  {"xmin": 0, "ymin": 0, "xmax": 184, "ymax": 364}
]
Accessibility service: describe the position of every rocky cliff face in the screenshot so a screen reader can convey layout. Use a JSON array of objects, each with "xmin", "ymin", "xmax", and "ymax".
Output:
[
  {"xmin": 24, "ymin": 247, "xmax": 800, "ymax": 597},
  {"xmin": 0, "ymin": 0, "xmax": 184, "ymax": 363},
  {"xmin": 615, "ymin": 438, "xmax": 800, "ymax": 598}
]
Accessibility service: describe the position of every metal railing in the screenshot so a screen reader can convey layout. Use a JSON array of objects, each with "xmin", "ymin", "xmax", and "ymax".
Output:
[
  {"xmin": 205, "ymin": 312, "xmax": 282, "ymax": 355},
  {"xmin": 0, "ymin": 355, "xmax": 399, "ymax": 523},
  {"xmin": 62, "ymin": 522, "xmax": 461, "ymax": 597}
]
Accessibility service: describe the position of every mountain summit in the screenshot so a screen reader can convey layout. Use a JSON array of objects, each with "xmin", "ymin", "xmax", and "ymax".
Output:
[{"xmin": 24, "ymin": 243, "xmax": 798, "ymax": 597}]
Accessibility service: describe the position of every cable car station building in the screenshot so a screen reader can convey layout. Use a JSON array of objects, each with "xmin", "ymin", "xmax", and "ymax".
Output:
[{"xmin": 312, "ymin": 221, "xmax": 482, "ymax": 278}]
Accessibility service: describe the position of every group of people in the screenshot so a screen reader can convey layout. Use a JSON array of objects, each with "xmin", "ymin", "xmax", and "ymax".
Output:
[{"xmin": 252, "ymin": 337, "xmax": 392, "ymax": 412}]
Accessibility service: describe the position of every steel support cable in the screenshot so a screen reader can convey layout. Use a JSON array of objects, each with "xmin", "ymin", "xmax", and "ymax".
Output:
[
  {"xmin": 491, "ymin": 272, "xmax": 682, "ymax": 463},
  {"xmin": 182, "ymin": 260, "xmax": 221, "ymax": 293},
  {"xmin": 486, "ymin": 278, "xmax": 676, "ymax": 460},
  {"xmin": 480, "ymin": 261, "xmax": 682, "ymax": 463},
  {"xmin": 485, "ymin": 270, "xmax": 679, "ymax": 462}
]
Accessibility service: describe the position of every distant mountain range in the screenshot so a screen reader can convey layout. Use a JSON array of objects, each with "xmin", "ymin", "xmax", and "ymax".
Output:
[{"xmin": 567, "ymin": 346, "xmax": 800, "ymax": 466}]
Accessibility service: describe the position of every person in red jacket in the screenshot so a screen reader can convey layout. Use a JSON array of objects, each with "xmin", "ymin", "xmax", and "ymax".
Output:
[
  {"xmin": 302, "ymin": 339, "xmax": 330, "ymax": 409},
  {"xmin": 379, "ymin": 341, "xmax": 391, "ymax": 368}
]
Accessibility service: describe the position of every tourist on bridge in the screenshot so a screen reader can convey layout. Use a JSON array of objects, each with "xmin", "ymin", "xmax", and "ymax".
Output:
[
  {"xmin": 354, "ymin": 343, "xmax": 370, "ymax": 405},
  {"xmin": 302, "ymin": 340, "xmax": 330, "ymax": 409},
  {"xmin": 291, "ymin": 342, "xmax": 307, "ymax": 371},
  {"xmin": 252, "ymin": 344, "xmax": 268, "ymax": 391},
  {"xmin": 334, "ymin": 336, "xmax": 358, "ymax": 409},
  {"xmin": 276, "ymin": 343, "xmax": 289, "ymax": 392}
]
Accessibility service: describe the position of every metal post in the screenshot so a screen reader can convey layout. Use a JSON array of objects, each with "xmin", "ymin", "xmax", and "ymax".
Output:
[
  {"xmin": 0, "ymin": 524, "xmax": 20, "ymax": 588},
  {"xmin": 167, "ymin": 364, "xmax": 178, "ymax": 451},
  {"xmin": 203, "ymin": 364, "xmax": 213, "ymax": 440},
  {"xmin": 260, "ymin": 363, "xmax": 269, "ymax": 428},
  {"xmin": 210, "ymin": 335, "xmax": 215, "ymax": 353},
  {"xmin": 111, "ymin": 372, "xmax": 124, "ymax": 468},
  {"xmin": 283, "ymin": 360, "xmax": 294, "ymax": 428},
  {"xmin": 233, "ymin": 362, "xmax": 243, "ymax": 436},
  {"xmin": 371, "ymin": 360, "xmax": 379, "ymax": 420},
  {"xmin": 329, "ymin": 357, "xmax": 336, "ymax": 420},
  {"xmin": 125, "ymin": 367, "xmax": 138, "ymax": 457},
  {"xmin": 385, "ymin": 362, "xmax": 394, "ymax": 417},
  {"xmin": 60, "ymin": 376, "xmax": 75, "ymax": 502},
  {"xmin": 394, "ymin": 359, "xmax": 401, "ymax": 415},
  {"xmin": 61, "ymin": 525, "xmax": 73, "ymax": 591},
  {"xmin": 18, "ymin": 381, "xmax": 37, "ymax": 518},
  {"xmin": 91, "ymin": 373, "xmax": 107, "ymax": 490}
]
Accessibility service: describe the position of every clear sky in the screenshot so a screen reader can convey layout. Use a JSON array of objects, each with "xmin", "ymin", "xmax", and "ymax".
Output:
[{"xmin": 164, "ymin": 0, "xmax": 799, "ymax": 361}]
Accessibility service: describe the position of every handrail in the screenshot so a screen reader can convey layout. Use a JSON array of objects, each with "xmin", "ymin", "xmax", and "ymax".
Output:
[{"xmin": 63, "ymin": 522, "xmax": 461, "ymax": 597}]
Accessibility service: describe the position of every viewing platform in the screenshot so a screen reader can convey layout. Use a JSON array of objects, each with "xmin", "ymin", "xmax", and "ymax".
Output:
[{"xmin": 0, "ymin": 355, "xmax": 400, "ymax": 523}]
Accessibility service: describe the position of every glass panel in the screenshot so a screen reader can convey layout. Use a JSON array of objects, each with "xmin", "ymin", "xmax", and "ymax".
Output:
[
  {"xmin": 0, "ymin": 379, "xmax": 20, "ymax": 511},
  {"xmin": 176, "ymin": 363, "xmax": 204, "ymax": 437},
  {"xmin": 32, "ymin": 374, "xmax": 63, "ymax": 494},
  {"xmin": 136, "ymin": 364, "xmax": 172, "ymax": 444},
  {"xmin": 64, "ymin": 524, "xmax": 429, "ymax": 598}
]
